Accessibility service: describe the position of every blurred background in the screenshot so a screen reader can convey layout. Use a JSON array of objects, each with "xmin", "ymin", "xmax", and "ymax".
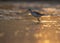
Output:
[
  {"xmin": 0, "ymin": 0, "xmax": 60, "ymax": 2},
  {"xmin": 0, "ymin": 1, "xmax": 60, "ymax": 43}
]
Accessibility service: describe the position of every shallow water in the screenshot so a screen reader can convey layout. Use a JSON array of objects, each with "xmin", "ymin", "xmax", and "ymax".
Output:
[{"xmin": 0, "ymin": 2, "xmax": 60, "ymax": 43}]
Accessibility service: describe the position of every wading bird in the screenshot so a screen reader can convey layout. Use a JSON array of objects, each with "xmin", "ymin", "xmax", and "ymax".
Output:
[{"xmin": 27, "ymin": 9, "xmax": 45, "ymax": 23}]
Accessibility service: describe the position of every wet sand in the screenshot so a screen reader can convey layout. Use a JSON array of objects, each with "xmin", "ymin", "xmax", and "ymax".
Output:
[{"xmin": 0, "ymin": 2, "xmax": 60, "ymax": 43}]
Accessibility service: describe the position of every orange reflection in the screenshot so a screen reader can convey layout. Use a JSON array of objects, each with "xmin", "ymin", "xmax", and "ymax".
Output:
[
  {"xmin": 34, "ymin": 33, "xmax": 42, "ymax": 39},
  {"xmin": 43, "ymin": 40, "xmax": 50, "ymax": 43}
]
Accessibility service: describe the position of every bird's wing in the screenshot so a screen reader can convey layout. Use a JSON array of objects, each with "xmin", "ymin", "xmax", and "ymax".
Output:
[
  {"xmin": 33, "ymin": 11, "xmax": 40, "ymax": 15},
  {"xmin": 33, "ymin": 11, "xmax": 45, "ymax": 16}
]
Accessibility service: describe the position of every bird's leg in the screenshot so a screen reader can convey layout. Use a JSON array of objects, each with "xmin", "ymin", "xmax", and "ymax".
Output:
[
  {"xmin": 37, "ymin": 18, "xmax": 40, "ymax": 22},
  {"xmin": 37, "ymin": 18, "xmax": 40, "ymax": 24}
]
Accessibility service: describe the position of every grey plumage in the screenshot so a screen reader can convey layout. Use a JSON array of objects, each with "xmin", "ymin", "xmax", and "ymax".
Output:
[{"xmin": 28, "ymin": 9, "xmax": 45, "ymax": 23}]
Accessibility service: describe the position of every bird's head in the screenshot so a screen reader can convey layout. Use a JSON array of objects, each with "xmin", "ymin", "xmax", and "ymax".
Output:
[
  {"xmin": 27, "ymin": 8, "xmax": 32, "ymax": 16},
  {"xmin": 27, "ymin": 8, "xmax": 32, "ymax": 12},
  {"xmin": 28, "ymin": 9, "xmax": 31, "ymax": 10},
  {"xmin": 25, "ymin": 8, "xmax": 32, "ymax": 13}
]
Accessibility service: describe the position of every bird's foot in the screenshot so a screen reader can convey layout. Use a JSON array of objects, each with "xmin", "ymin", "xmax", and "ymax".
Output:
[
  {"xmin": 36, "ymin": 21, "xmax": 42, "ymax": 24},
  {"xmin": 31, "ymin": 22, "xmax": 41, "ymax": 25}
]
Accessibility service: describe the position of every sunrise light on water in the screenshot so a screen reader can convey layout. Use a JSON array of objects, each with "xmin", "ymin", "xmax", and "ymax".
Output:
[{"xmin": 0, "ymin": 2, "xmax": 60, "ymax": 43}]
